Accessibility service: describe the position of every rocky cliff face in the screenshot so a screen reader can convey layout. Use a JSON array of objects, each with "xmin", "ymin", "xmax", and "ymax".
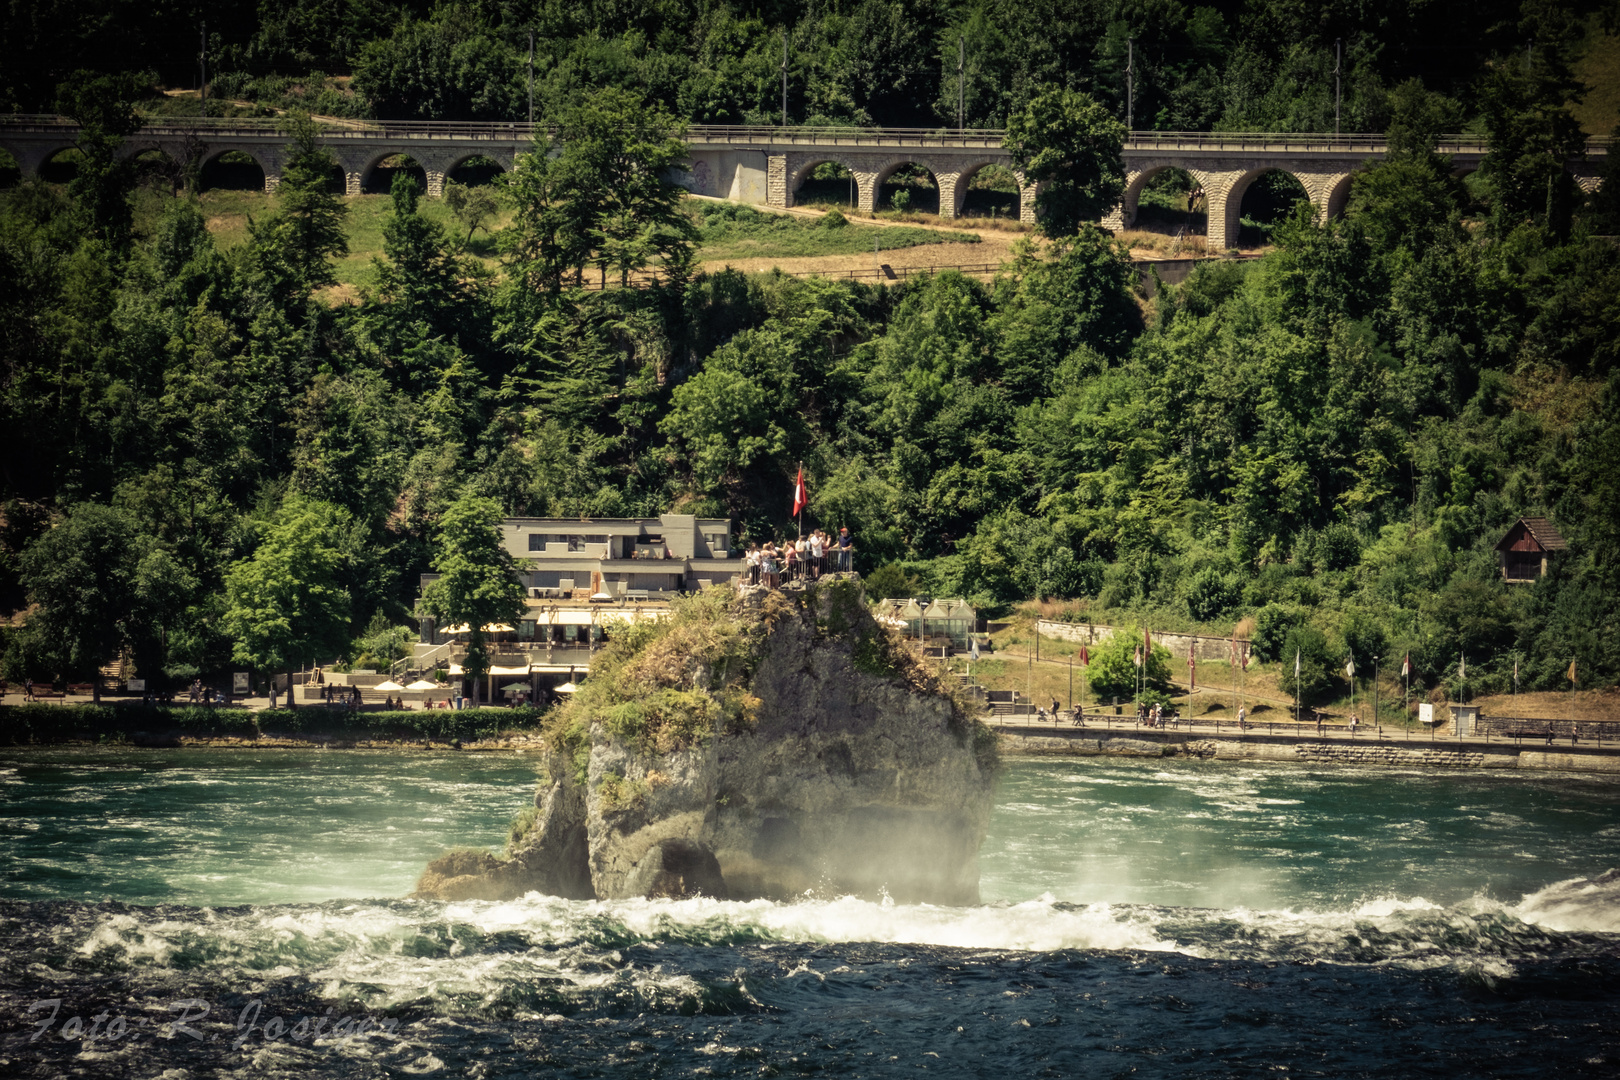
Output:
[{"xmin": 415, "ymin": 576, "xmax": 998, "ymax": 905}]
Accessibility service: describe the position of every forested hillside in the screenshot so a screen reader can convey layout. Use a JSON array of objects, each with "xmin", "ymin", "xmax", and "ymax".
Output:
[
  {"xmin": 1, "ymin": 1, "xmax": 1618, "ymax": 705},
  {"xmin": 3, "ymin": 1, "xmax": 1617, "ymax": 133}
]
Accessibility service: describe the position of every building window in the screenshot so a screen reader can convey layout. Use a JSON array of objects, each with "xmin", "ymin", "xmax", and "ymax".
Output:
[
  {"xmin": 705, "ymin": 533, "xmax": 727, "ymax": 552},
  {"xmin": 528, "ymin": 534, "xmax": 545, "ymax": 551}
]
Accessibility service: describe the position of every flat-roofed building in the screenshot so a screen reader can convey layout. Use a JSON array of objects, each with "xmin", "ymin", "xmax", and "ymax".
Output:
[{"xmin": 408, "ymin": 515, "xmax": 741, "ymax": 690}]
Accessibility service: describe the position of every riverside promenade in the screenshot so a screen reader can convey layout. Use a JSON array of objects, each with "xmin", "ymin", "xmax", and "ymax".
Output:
[{"xmin": 996, "ymin": 711, "xmax": 1620, "ymax": 774}]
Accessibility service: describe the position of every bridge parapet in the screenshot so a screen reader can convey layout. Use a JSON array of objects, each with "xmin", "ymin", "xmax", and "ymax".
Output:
[{"xmin": 0, "ymin": 116, "xmax": 1606, "ymax": 240}]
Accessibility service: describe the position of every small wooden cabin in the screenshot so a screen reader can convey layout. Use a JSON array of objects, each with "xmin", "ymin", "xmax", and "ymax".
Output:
[{"xmin": 1495, "ymin": 517, "xmax": 1568, "ymax": 582}]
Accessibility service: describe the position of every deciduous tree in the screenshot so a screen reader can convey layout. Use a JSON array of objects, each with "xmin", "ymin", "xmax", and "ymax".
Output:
[
  {"xmin": 223, "ymin": 495, "xmax": 354, "ymax": 705},
  {"xmin": 420, "ymin": 493, "xmax": 525, "ymax": 706},
  {"xmin": 1003, "ymin": 87, "xmax": 1126, "ymax": 237}
]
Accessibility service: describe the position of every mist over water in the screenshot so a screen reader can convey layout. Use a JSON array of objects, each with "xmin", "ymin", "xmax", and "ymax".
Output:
[{"xmin": 3, "ymin": 749, "xmax": 1619, "ymax": 1078}]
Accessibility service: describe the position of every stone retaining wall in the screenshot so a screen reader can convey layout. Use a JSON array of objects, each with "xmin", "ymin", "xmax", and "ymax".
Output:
[
  {"xmin": 1034, "ymin": 621, "xmax": 1249, "ymax": 662},
  {"xmin": 999, "ymin": 730, "xmax": 1620, "ymax": 774}
]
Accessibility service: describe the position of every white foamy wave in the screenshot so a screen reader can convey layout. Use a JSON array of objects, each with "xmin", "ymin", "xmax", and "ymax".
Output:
[
  {"xmin": 1514, "ymin": 869, "xmax": 1620, "ymax": 933},
  {"xmin": 581, "ymin": 892, "xmax": 1172, "ymax": 953}
]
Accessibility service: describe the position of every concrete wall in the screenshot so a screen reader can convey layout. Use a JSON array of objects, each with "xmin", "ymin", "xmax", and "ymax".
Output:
[
  {"xmin": 675, "ymin": 149, "xmax": 770, "ymax": 203},
  {"xmin": 1035, "ymin": 620, "xmax": 1249, "ymax": 662}
]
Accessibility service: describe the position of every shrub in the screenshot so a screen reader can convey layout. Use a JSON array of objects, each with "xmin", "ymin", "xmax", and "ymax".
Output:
[
  {"xmin": 1277, "ymin": 625, "xmax": 1334, "ymax": 703},
  {"xmin": 506, "ymin": 805, "xmax": 540, "ymax": 854},
  {"xmin": 1085, "ymin": 624, "xmax": 1173, "ymax": 701},
  {"xmin": 1183, "ymin": 567, "xmax": 1240, "ymax": 621},
  {"xmin": 1250, "ymin": 604, "xmax": 1296, "ymax": 662}
]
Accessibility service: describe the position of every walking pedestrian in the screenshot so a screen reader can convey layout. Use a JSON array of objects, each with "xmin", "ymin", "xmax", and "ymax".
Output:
[{"xmin": 23, "ymin": 677, "xmax": 33, "ymax": 702}]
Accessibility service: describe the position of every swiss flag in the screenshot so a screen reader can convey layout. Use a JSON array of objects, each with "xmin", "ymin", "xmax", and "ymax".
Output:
[{"xmin": 792, "ymin": 467, "xmax": 807, "ymax": 518}]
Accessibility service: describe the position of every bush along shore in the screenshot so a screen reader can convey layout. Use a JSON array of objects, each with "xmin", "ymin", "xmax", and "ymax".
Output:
[{"xmin": 0, "ymin": 703, "xmax": 548, "ymax": 747}]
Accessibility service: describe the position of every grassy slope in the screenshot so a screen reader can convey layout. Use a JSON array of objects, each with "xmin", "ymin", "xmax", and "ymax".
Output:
[{"xmin": 134, "ymin": 189, "xmax": 974, "ymax": 291}]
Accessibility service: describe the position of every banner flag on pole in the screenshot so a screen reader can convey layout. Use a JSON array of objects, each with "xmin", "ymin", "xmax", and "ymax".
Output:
[
  {"xmin": 1295, "ymin": 649, "xmax": 1301, "ymax": 684},
  {"xmin": 1134, "ymin": 646, "xmax": 1143, "ymax": 668},
  {"xmin": 1080, "ymin": 646, "xmax": 1089, "ymax": 666},
  {"xmin": 1569, "ymin": 658, "xmax": 1578, "ymax": 686},
  {"xmin": 1242, "ymin": 644, "xmax": 1250, "ymax": 671},
  {"xmin": 791, "ymin": 466, "xmax": 807, "ymax": 518},
  {"xmin": 1459, "ymin": 655, "xmax": 1466, "ymax": 680},
  {"xmin": 1189, "ymin": 652, "xmax": 1196, "ymax": 691},
  {"xmin": 970, "ymin": 636, "xmax": 980, "ymax": 662},
  {"xmin": 1345, "ymin": 657, "xmax": 1355, "ymax": 679},
  {"xmin": 1401, "ymin": 653, "xmax": 1410, "ymax": 679},
  {"xmin": 1144, "ymin": 627, "xmax": 1152, "ymax": 655}
]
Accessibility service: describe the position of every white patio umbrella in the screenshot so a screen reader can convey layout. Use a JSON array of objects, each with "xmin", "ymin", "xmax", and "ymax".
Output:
[
  {"xmin": 555, "ymin": 682, "xmax": 579, "ymax": 694},
  {"xmin": 373, "ymin": 680, "xmax": 405, "ymax": 692},
  {"xmin": 406, "ymin": 679, "xmax": 440, "ymax": 690}
]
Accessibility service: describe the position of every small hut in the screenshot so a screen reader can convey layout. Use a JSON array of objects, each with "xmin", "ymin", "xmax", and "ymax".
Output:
[{"xmin": 1495, "ymin": 517, "xmax": 1568, "ymax": 582}]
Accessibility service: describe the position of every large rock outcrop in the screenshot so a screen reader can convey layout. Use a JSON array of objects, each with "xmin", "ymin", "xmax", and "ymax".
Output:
[{"xmin": 416, "ymin": 576, "xmax": 998, "ymax": 905}]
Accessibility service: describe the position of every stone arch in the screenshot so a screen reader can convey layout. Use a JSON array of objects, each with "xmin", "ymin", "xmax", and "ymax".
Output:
[
  {"xmin": 126, "ymin": 146, "xmax": 184, "ymax": 192},
  {"xmin": 361, "ymin": 152, "xmax": 427, "ymax": 196},
  {"xmin": 198, "ymin": 148, "xmax": 272, "ymax": 193},
  {"xmin": 445, "ymin": 153, "xmax": 507, "ymax": 188},
  {"xmin": 1308, "ymin": 171, "xmax": 1355, "ymax": 223},
  {"xmin": 873, "ymin": 158, "xmax": 941, "ymax": 214},
  {"xmin": 1104, "ymin": 163, "xmax": 1211, "ymax": 231},
  {"xmin": 789, "ymin": 157, "xmax": 859, "ymax": 208},
  {"xmin": 38, "ymin": 145, "xmax": 86, "ymax": 184},
  {"xmin": 1206, "ymin": 167, "xmax": 1310, "ymax": 250},
  {"xmin": 0, "ymin": 140, "xmax": 68, "ymax": 181},
  {"xmin": 952, "ymin": 160, "xmax": 1018, "ymax": 218}
]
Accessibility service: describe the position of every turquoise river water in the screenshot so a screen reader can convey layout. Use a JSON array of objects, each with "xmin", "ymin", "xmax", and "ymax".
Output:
[{"xmin": 2, "ymin": 748, "xmax": 1618, "ymax": 1077}]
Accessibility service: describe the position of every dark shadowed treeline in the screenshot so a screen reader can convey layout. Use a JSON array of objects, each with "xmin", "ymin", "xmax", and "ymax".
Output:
[{"xmin": 2, "ymin": 0, "xmax": 1604, "ymax": 132}]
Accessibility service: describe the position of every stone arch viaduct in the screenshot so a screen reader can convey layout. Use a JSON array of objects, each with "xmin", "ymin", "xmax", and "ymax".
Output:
[{"xmin": 0, "ymin": 117, "xmax": 1608, "ymax": 251}]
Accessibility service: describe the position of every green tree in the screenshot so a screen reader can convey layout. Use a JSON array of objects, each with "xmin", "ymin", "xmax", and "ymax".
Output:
[
  {"xmin": 444, "ymin": 179, "xmax": 500, "ymax": 247},
  {"xmin": 1003, "ymin": 87, "xmax": 1126, "ymax": 237},
  {"xmin": 18, "ymin": 503, "xmax": 155, "ymax": 700},
  {"xmin": 251, "ymin": 111, "xmax": 348, "ymax": 310},
  {"xmin": 503, "ymin": 87, "xmax": 696, "ymax": 294},
  {"xmin": 1085, "ymin": 624, "xmax": 1173, "ymax": 703},
  {"xmin": 223, "ymin": 495, "xmax": 354, "ymax": 705},
  {"xmin": 1278, "ymin": 624, "xmax": 1334, "ymax": 706},
  {"xmin": 370, "ymin": 172, "xmax": 477, "ymax": 357},
  {"xmin": 1477, "ymin": 63, "xmax": 1588, "ymax": 240},
  {"xmin": 54, "ymin": 69, "xmax": 148, "ymax": 247},
  {"xmin": 420, "ymin": 493, "xmax": 525, "ymax": 706}
]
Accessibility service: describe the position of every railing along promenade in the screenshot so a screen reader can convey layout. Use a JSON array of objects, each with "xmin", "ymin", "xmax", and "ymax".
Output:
[{"xmin": 993, "ymin": 708, "xmax": 1620, "ymax": 750}]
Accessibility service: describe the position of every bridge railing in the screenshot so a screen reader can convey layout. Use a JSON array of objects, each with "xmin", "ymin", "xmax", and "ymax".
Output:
[{"xmin": 1, "ymin": 114, "xmax": 1607, "ymax": 156}]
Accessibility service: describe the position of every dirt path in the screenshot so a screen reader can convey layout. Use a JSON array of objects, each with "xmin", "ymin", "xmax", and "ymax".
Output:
[{"xmin": 698, "ymin": 237, "xmax": 1020, "ymax": 278}]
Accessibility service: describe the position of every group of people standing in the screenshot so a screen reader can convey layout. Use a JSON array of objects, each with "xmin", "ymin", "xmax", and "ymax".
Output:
[{"xmin": 744, "ymin": 527, "xmax": 854, "ymax": 588}]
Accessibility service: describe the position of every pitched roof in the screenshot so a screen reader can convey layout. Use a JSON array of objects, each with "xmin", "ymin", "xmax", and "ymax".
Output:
[{"xmin": 1496, "ymin": 517, "xmax": 1568, "ymax": 552}]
